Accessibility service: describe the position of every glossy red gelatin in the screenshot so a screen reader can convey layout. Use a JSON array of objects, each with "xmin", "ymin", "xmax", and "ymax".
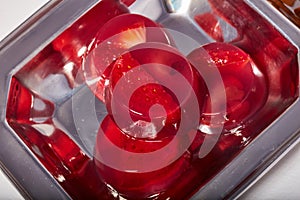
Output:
[
  {"xmin": 188, "ymin": 42, "xmax": 267, "ymax": 130},
  {"xmin": 83, "ymin": 13, "xmax": 172, "ymax": 102},
  {"xmin": 208, "ymin": 0, "xmax": 298, "ymax": 134},
  {"xmin": 93, "ymin": 42, "xmax": 206, "ymax": 198},
  {"xmin": 94, "ymin": 116, "xmax": 193, "ymax": 198},
  {"xmin": 194, "ymin": 13, "xmax": 224, "ymax": 42},
  {"xmin": 52, "ymin": 0, "xmax": 128, "ymax": 85},
  {"xmin": 104, "ymin": 42, "xmax": 205, "ymax": 134},
  {"xmin": 120, "ymin": 0, "xmax": 136, "ymax": 7},
  {"xmin": 5, "ymin": 0, "xmax": 299, "ymax": 199},
  {"xmin": 6, "ymin": 78, "xmax": 109, "ymax": 199}
]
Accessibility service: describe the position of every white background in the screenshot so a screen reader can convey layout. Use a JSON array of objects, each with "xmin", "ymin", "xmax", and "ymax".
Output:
[{"xmin": 0, "ymin": 0, "xmax": 300, "ymax": 199}]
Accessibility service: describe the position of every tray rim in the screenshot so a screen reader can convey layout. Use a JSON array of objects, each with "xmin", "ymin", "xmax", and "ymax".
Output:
[{"xmin": 0, "ymin": 0, "xmax": 300, "ymax": 199}]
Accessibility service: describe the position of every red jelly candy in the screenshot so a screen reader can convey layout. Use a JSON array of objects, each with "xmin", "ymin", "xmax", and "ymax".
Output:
[
  {"xmin": 105, "ymin": 42, "xmax": 205, "ymax": 135},
  {"xmin": 188, "ymin": 42, "xmax": 267, "ymax": 130},
  {"xmin": 94, "ymin": 42, "xmax": 205, "ymax": 198},
  {"xmin": 52, "ymin": 0, "xmax": 128, "ymax": 68},
  {"xmin": 83, "ymin": 13, "xmax": 172, "ymax": 102},
  {"xmin": 94, "ymin": 115, "xmax": 194, "ymax": 198}
]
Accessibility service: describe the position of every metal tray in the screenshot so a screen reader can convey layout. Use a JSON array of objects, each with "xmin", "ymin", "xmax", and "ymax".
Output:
[{"xmin": 0, "ymin": 0, "xmax": 300, "ymax": 199}]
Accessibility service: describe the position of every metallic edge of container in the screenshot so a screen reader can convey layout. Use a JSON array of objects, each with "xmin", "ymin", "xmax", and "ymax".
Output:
[
  {"xmin": 192, "ymin": 0, "xmax": 300, "ymax": 199},
  {"xmin": 0, "ymin": 0, "xmax": 300, "ymax": 199},
  {"xmin": 0, "ymin": 0, "xmax": 101, "ymax": 199}
]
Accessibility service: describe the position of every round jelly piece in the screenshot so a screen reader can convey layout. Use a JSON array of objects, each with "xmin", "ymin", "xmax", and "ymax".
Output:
[
  {"xmin": 82, "ymin": 13, "xmax": 172, "ymax": 102},
  {"xmin": 188, "ymin": 42, "xmax": 267, "ymax": 130}
]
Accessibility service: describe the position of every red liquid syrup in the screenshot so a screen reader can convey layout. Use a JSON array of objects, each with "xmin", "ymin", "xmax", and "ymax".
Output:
[{"xmin": 5, "ymin": 0, "xmax": 298, "ymax": 199}]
